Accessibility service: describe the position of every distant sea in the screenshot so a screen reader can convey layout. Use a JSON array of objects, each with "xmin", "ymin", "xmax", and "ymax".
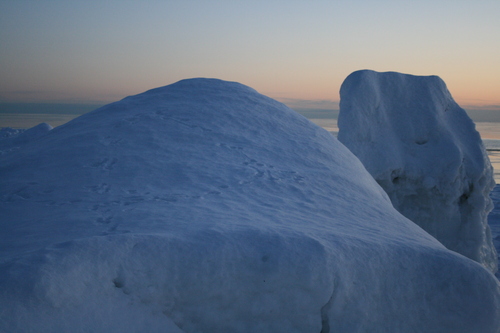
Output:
[{"xmin": 0, "ymin": 103, "xmax": 104, "ymax": 128}]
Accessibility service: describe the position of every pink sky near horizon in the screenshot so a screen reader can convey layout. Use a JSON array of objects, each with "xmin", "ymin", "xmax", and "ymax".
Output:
[{"xmin": 1, "ymin": 1, "xmax": 499, "ymax": 109}]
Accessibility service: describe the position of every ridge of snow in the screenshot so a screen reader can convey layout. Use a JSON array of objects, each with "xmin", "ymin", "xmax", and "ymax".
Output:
[{"xmin": 0, "ymin": 123, "xmax": 52, "ymax": 152}]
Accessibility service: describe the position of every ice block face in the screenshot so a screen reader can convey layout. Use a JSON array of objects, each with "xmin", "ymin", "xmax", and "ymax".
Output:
[{"xmin": 338, "ymin": 69, "xmax": 498, "ymax": 273}]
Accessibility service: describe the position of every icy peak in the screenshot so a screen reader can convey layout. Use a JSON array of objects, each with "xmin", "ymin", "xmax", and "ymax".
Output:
[{"xmin": 338, "ymin": 69, "xmax": 497, "ymax": 272}]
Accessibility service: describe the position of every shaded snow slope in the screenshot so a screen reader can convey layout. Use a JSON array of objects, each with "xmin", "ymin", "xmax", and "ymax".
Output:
[
  {"xmin": 1, "ymin": 78, "xmax": 499, "ymax": 332},
  {"xmin": 0, "ymin": 122, "xmax": 52, "ymax": 153},
  {"xmin": 338, "ymin": 70, "xmax": 497, "ymax": 273},
  {"xmin": 488, "ymin": 185, "xmax": 500, "ymax": 279}
]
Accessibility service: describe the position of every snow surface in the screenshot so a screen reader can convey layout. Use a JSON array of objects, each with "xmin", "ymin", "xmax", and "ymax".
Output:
[
  {"xmin": 338, "ymin": 70, "xmax": 498, "ymax": 273},
  {"xmin": 1, "ymin": 78, "xmax": 500, "ymax": 332},
  {"xmin": 0, "ymin": 124, "xmax": 53, "ymax": 156},
  {"xmin": 489, "ymin": 185, "xmax": 500, "ymax": 280}
]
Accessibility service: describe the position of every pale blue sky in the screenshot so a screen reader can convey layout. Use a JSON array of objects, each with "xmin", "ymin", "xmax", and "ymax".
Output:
[{"xmin": 1, "ymin": 0, "xmax": 499, "ymax": 109}]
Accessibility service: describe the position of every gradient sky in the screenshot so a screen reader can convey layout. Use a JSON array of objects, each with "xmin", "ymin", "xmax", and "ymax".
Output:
[{"xmin": 1, "ymin": 0, "xmax": 499, "ymax": 110}]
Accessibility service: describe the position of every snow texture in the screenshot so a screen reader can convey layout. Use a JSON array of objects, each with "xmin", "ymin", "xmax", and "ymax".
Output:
[
  {"xmin": 1, "ymin": 78, "xmax": 499, "ymax": 332},
  {"xmin": 0, "ymin": 123, "xmax": 52, "ymax": 154},
  {"xmin": 488, "ymin": 185, "xmax": 500, "ymax": 280},
  {"xmin": 338, "ymin": 70, "xmax": 498, "ymax": 273}
]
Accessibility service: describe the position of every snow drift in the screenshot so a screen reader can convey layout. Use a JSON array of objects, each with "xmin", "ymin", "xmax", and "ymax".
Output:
[
  {"xmin": 1, "ymin": 78, "xmax": 499, "ymax": 332},
  {"xmin": 337, "ymin": 70, "xmax": 497, "ymax": 273}
]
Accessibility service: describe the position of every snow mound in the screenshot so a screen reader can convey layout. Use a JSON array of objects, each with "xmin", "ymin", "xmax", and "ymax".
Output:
[
  {"xmin": 13, "ymin": 122, "xmax": 52, "ymax": 143},
  {"xmin": 338, "ymin": 70, "xmax": 497, "ymax": 273},
  {"xmin": 1, "ymin": 78, "xmax": 499, "ymax": 332},
  {"xmin": 0, "ymin": 127, "xmax": 25, "ymax": 139},
  {"xmin": 0, "ymin": 123, "xmax": 52, "ymax": 154}
]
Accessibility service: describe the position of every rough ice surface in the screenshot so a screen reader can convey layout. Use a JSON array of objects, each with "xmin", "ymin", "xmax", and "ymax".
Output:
[
  {"xmin": 488, "ymin": 185, "xmax": 500, "ymax": 280},
  {"xmin": 0, "ymin": 123, "xmax": 52, "ymax": 155},
  {"xmin": 1, "ymin": 78, "xmax": 500, "ymax": 332},
  {"xmin": 338, "ymin": 70, "xmax": 498, "ymax": 273}
]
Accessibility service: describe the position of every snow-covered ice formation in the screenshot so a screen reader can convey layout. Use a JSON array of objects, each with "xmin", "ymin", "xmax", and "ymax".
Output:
[
  {"xmin": 338, "ymin": 70, "xmax": 498, "ymax": 273},
  {"xmin": 1, "ymin": 78, "xmax": 499, "ymax": 332},
  {"xmin": 488, "ymin": 185, "xmax": 500, "ymax": 279},
  {"xmin": 0, "ymin": 123, "xmax": 52, "ymax": 154}
]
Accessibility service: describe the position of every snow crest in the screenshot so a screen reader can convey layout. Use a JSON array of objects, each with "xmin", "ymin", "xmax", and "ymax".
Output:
[
  {"xmin": 338, "ymin": 70, "xmax": 497, "ymax": 273},
  {"xmin": 1, "ymin": 78, "xmax": 499, "ymax": 332}
]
